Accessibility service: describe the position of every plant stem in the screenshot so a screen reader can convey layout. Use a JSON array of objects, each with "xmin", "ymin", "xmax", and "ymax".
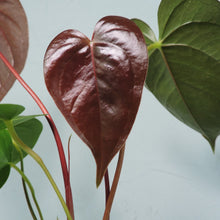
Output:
[
  {"xmin": 103, "ymin": 144, "xmax": 125, "ymax": 220},
  {"xmin": 104, "ymin": 170, "xmax": 110, "ymax": 205},
  {"xmin": 12, "ymin": 140, "xmax": 39, "ymax": 220},
  {"xmin": 9, "ymin": 162, "xmax": 43, "ymax": 220},
  {"xmin": 0, "ymin": 52, "xmax": 74, "ymax": 219},
  {"xmin": 22, "ymin": 171, "xmax": 38, "ymax": 220},
  {"xmin": 5, "ymin": 120, "xmax": 72, "ymax": 220},
  {"xmin": 9, "ymin": 136, "xmax": 38, "ymax": 220}
]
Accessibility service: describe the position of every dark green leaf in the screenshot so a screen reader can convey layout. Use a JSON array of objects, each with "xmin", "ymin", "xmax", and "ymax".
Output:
[
  {"xmin": 133, "ymin": 0, "xmax": 220, "ymax": 150},
  {"xmin": 15, "ymin": 118, "xmax": 43, "ymax": 148},
  {"xmin": 0, "ymin": 130, "xmax": 14, "ymax": 188},
  {"xmin": 158, "ymin": 0, "xmax": 220, "ymax": 39},
  {"xmin": 0, "ymin": 120, "xmax": 5, "ymax": 130},
  {"xmin": 0, "ymin": 166, "xmax": 10, "ymax": 188},
  {"xmin": 0, "ymin": 104, "xmax": 25, "ymax": 120}
]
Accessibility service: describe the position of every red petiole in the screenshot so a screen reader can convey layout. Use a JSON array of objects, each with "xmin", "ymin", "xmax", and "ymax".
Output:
[{"xmin": 0, "ymin": 52, "xmax": 74, "ymax": 219}]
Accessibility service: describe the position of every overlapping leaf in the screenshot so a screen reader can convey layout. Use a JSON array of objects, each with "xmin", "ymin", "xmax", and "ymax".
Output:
[
  {"xmin": 44, "ymin": 16, "xmax": 148, "ymax": 185},
  {"xmin": 0, "ymin": 0, "xmax": 28, "ymax": 101},
  {"xmin": 133, "ymin": 0, "xmax": 220, "ymax": 150},
  {"xmin": 0, "ymin": 104, "xmax": 42, "ymax": 188}
]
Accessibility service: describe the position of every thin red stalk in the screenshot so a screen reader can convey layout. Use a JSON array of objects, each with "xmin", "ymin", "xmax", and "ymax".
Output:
[
  {"xmin": 104, "ymin": 169, "xmax": 110, "ymax": 205},
  {"xmin": 0, "ymin": 52, "xmax": 74, "ymax": 219},
  {"xmin": 103, "ymin": 145, "xmax": 125, "ymax": 220},
  {"xmin": 67, "ymin": 135, "xmax": 72, "ymax": 174}
]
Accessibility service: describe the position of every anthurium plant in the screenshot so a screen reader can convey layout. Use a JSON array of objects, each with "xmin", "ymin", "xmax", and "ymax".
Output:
[{"xmin": 0, "ymin": 0, "xmax": 219, "ymax": 219}]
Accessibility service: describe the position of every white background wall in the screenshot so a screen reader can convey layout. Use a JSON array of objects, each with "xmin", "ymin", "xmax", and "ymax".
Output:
[{"xmin": 1, "ymin": 0, "xmax": 220, "ymax": 219}]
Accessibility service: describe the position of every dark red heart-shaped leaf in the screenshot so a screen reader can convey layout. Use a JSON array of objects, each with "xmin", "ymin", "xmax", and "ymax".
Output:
[
  {"xmin": 44, "ymin": 16, "xmax": 148, "ymax": 185},
  {"xmin": 0, "ymin": 0, "xmax": 28, "ymax": 100}
]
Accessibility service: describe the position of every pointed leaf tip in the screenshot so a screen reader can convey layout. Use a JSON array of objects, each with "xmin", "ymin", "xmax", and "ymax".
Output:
[
  {"xmin": 96, "ymin": 176, "xmax": 102, "ymax": 188},
  {"xmin": 203, "ymin": 135, "xmax": 216, "ymax": 153},
  {"xmin": 44, "ymin": 16, "xmax": 148, "ymax": 183}
]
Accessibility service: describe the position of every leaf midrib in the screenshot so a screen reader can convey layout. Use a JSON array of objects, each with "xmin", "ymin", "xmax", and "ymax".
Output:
[{"xmin": 89, "ymin": 41, "xmax": 103, "ymax": 168}]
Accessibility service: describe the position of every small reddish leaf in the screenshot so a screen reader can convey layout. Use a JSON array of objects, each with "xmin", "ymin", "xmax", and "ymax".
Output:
[
  {"xmin": 44, "ymin": 16, "xmax": 148, "ymax": 185},
  {"xmin": 0, "ymin": 0, "xmax": 28, "ymax": 100}
]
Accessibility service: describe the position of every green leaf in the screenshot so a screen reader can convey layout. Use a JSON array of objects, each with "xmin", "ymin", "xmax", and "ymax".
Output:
[
  {"xmin": 10, "ymin": 118, "xmax": 43, "ymax": 163},
  {"xmin": 0, "ymin": 116, "xmax": 43, "ymax": 188},
  {"xmin": 0, "ymin": 114, "xmax": 45, "ymax": 131},
  {"xmin": 0, "ymin": 120, "xmax": 5, "ymax": 130},
  {"xmin": 133, "ymin": 0, "xmax": 220, "ymax": 150},
  {"xmin": 158, "ymin": 0, "xmax": 220, "ymax": 39},
  {"xmin": 0, "ymin": 166, "xmax": 10, "ymax": 188},
  {"xmin": 0, "ymin": 104, "xmax": 25, "ymax": 120},
  {"xmin": 0, "ymin": 130, "xmax": 14, "ymax": 188},
  {"xmin": 15, "ymin": 118, "xmax": 43, "ymax": 148},
  {"xmin": 13, "ymin": 115, "xmax": 45, "ymax": 128},
  {"xmin": 132, "ymin": 18, "xmax": 157, "ymax": 44}
]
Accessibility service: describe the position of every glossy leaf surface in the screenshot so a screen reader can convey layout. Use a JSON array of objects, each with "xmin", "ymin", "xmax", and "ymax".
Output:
[
  {"xmin": 133, "ymin": 0, "xmax": 220, "ymax": 150},
  {"xmin": 0, "ymin": 0, "xmax": 28, "ymax": 101},
  {"xmin": 0, "ymin": 104, "xmax": 42, "ymax": 188},
  {"xmin": 44, "ymin": 16, "xmax": 148, "ymax": 185}
]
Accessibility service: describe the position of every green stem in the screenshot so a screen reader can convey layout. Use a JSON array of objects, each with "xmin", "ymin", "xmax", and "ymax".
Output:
[
  {"xmin": 22, "ymin": 170, "xmax": 38, "ymax": 220},
  {"xmin": 9, "ymin": 163, "xmax": 43, "ymax": 220},
  {"xmin": 21, "ymin": 174, "xmax": 38, "ymax": 220},
  {"xmin": 13, "ymin": 141, "xmax": 39, "ymax": 220},
  {"xmin": 5, "ymin": 120, "xmax": 72, "ymax": 220},
  {"xmin": 147, "ymin": 40, "xmax": 162, "ymax": 52}
]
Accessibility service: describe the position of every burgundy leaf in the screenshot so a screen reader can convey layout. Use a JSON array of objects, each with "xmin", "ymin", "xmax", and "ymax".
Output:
[
  {"xmin": 44, "ymin": 16, "xmax": 148, "ymax": 185},
  {"xmin": 0, "ymin": 0, "xmax": 28, "ymax": 100}
]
